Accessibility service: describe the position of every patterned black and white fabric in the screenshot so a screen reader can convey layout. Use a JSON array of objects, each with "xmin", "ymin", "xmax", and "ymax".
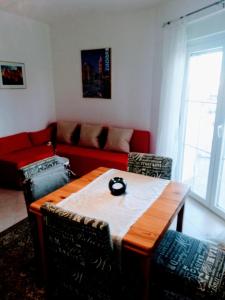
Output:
[
  {"xmin": 128, "ymin": 152, "xmax": 172, "ymax": 180},
  {"xmin": 41, "ymin": 202, "xmax": 120, "ymax": 300},
  {"xmin": 20, "ymin": 155, "xmax": 70, "ymax": 182},
  {"xmin": 20, "ymin": 156, "xmax": 71, "ymax": 208},
  {"xmin": 151, "ymin": 230, "xmax": 225, "ymax": 300}
]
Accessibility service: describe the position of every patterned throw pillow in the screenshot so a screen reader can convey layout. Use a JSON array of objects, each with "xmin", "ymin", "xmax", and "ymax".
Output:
[
  {"xmin": 57, "ymin": 121, "xmax": 77, "ymax": 144},
  {"xmin": 78, "ymin": 124, "xmax": 102, "ymax": 148},
  {"xmin": 104, "ymin": 127, "xmax": 134, "ymax": 153}
]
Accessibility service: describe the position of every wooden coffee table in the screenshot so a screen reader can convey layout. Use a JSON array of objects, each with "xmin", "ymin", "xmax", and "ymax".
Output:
[{"xmin": 30, "ymin": 167, "xmax": 189, "ymax": 300}]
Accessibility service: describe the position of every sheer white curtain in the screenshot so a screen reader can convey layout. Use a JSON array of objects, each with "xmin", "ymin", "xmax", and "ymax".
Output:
[{"xmin": 156, "ymin": 22, "xmax": 187, "ymax": 179}]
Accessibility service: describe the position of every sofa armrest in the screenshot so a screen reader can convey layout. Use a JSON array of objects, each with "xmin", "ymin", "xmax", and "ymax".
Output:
[{"xmin": 130, "ymin": 130, "xmax": 151, "ymax": 153}]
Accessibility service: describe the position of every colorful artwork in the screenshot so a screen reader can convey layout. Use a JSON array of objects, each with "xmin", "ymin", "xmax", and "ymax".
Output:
[
  {"xmin": 0, "ymin": 61, "xmax": 26, "ymax": 89},
  {"xmin": 81, "ymin": 48, "xmax": 111, "ymax": 99}
]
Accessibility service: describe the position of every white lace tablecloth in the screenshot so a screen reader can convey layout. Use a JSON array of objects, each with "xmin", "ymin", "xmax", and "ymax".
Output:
[{"xmin": 57, "ymin": 169, "xmax": 169, "ymax": 250}]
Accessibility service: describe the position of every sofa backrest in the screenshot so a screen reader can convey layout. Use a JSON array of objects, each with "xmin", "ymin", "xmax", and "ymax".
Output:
[
  {"xmin": 0, "ymin": 132, "xmax": 32, "ymax": 156},
  {"xmin": 50, "ymin": 122, "xmax": 151, "ymax": 153},
  {"xmin": 130, "ymin": 130, "xmax": 151, "ymax": 153}
]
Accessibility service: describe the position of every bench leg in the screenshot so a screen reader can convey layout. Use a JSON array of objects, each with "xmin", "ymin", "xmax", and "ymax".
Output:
[{"xmin": 176, "ymin": 203, "xmax": 185, "ymax": 232}]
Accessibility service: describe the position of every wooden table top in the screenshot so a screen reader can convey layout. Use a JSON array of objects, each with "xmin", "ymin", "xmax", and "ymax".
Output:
[{"xmin": 30, "ymin": 167, "xmax": 189, "ymax": 257}]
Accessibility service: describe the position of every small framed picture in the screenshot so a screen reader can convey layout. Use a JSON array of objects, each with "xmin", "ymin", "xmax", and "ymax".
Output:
[{"xmin": 0, "ymin": 61, "xmax": 26, "ymax": 89}]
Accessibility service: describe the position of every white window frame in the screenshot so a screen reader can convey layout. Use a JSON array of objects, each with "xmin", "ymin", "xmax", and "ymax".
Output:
[{"xmin": 178, "ymin": 32, "xmax": 225, "ymax": 219}]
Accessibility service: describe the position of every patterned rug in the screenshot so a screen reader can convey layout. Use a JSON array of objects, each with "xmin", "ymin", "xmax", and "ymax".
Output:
[{"xmin": 0, "ymin": 218, "xmax": 46, "ymax": 300}]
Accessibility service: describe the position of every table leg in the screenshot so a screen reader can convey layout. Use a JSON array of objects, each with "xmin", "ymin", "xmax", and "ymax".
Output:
[
  {"xmin": 122, "ymin": 249, "xmax": 151, "ymax": 300},
  {"xmin": 34, "ymin": 214, "xmax": 47, "ymax": 281},
  {"xmin": 176, "ymin": 203, "xmax": 185, "ymax": 232},
  {"xmin": 140, "ymin": 256, "xmax": 151, "ymax": 300}
]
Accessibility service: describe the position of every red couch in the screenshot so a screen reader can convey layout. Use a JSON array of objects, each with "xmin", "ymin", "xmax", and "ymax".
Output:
[
  {"xmin": 0, "ymin": 128, "xmax": 54, "ymax": 188},
  {"xmin": 0, "ymin": 123, "xmax": 151, "ymax": 188},
  {"xmin": 56, "ymin": 127, "xmax": 151, "ymax": 178}
]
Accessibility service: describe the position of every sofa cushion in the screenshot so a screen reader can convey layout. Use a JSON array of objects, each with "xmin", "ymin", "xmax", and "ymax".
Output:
[
  {"xmin": 57, "ymin": 121, "xmax": 77, "ymax": 144},
  {"xmin": 79, "ymin": 124, "xmax": 102, "ymax": 149},
  {"xmin": 57, "ymin": 144, "xmax": 127, "ymax": 162},
  {"xmin": 0, "ymin": 132, "xmax": 32, "ymax": 156},
  {"xmin": 0, "ymin": 145, "xmax": 54, "ymax": 168},
  {"xmin": 29, "ymin": 127, "xmax": 52, "ymax": 146},
  {"xmin": 56, "ymin": 144, "xmax": 128, "ymax": 177},
  {"xmin": 104, "ymin": 127, "xmax": 134, "ymax": 153}
]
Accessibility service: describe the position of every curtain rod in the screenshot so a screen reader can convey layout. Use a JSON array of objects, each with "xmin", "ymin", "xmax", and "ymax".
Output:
[{"xmin": 162, "ymin": 0, "xmax": 225, "ymax": 28}]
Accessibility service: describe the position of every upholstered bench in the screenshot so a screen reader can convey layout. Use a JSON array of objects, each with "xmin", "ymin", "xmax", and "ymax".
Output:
[
  {"xmin": 151, "ymin": 230, "xmax": 225, "ymax": 299},
  {"xmin": 20, "ymin": 155, "xmax": 71, "ymax": 206},
  {"xmin": 20, "ymin": 155, "xmax": 70, "ymax": 181}
]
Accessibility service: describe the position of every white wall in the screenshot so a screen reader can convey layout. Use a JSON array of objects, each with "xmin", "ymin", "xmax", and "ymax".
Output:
[
  {"xmin": 50, "ymin": 10, "xmax": 156, "ymax": 132},
  {"xmin": 0, "ymin": 10, "xmax": 55, "ymax": 137},
  {"xmin": 50, "ymin": 0, "xmax": 220, "ymax": 151}
]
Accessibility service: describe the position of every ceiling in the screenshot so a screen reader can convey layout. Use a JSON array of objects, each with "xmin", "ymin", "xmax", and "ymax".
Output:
[{"xmin": 0, "ymin": 0, "xmax": 167, "ymax": 24}]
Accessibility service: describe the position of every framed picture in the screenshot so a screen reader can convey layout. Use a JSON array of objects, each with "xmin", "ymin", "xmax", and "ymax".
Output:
[
  {"xmin": 81, "ymin": 48, "xmax": 111, "ymax": 99},
  {"xmin": 0, "ymin": 61, "xmax": 26, "ymax": 89}
]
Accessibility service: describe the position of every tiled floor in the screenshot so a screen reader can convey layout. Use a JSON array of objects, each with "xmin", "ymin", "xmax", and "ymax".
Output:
[
  {"xmin": 171, "ymin": 197, "xmax": 225, "ymax": 245},
  {"xmin": 0, "ymin": 188, "xmax": 27, "ymax": 232},
  {"xmin": 0, "ymin": 187, "xmax": 225, "ymax": 246}
]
